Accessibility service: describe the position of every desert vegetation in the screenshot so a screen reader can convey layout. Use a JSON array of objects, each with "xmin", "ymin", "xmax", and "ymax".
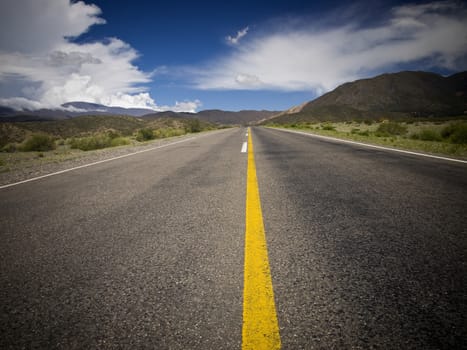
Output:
[
  {"xmin": 0, "ymin": 115, "xmax": 219, "ymax": 171},
  {"xmin": 267, "ymin": 119, "xmax": 467, "ymax": 158},
  {"xmin": 0, "ymin": 115, "xmax": 216, "ymax": 152}
]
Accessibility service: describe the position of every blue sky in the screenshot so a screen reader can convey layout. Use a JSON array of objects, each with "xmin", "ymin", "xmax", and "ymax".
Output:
[{"xmin": 1, "ymin": 0, "xmax": 466, "ymax": 112}]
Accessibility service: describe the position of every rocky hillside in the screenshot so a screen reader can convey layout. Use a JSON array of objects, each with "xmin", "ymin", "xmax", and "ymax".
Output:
[{"xmin": 267, "ymin": 71, "xmax": 467, "ymax": 123}]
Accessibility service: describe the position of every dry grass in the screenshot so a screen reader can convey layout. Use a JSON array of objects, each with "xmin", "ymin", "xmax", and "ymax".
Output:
[{"xmin": 270, "ymin": 120, "xmax": 467, "ymax": 159}]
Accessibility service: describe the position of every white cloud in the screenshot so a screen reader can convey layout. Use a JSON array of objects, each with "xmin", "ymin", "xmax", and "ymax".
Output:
[
  {"xmin": 195, "ymin": 1, "xmax": 467, "ymax": 93},
  {"xmin": 160, "ymin": 100, "xmax": 202, "ymax": 113},
  {"xmin": 226, "ymin": 27, "xmax": 249, "ymax": 45},
  {"xmin": 0, "ymin": 97, "xmax": 45, "ymax": 111},
  {"xmin": 0, "ymin": 0, "xmax": 105, "ymax": 54},
  {"xmin": 235, "ymin": 73, "xmax": 262, "ymax": 86},
  {"xmin": 0, "ymin": 0, "xmax": 200, "ymax": 112}
]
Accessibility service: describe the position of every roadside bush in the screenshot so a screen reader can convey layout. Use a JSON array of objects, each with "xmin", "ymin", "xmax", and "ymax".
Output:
[
  {"xmin": 441, "ymin": 123, "xmax": 467, "ymax": 144},
  {"xmin": 187, "ymin": 119, "xmax": 202, "ymax": 133},
  {"xmin": 375, "ymin": 122, "xmax": 407, "ymax": 137},
  {"xmin": 20, "ymin": 134, "xmax": 56, "ymax": 152},
  {"xmin": 69, "ymin": 134, "xmax": 112, "ymax": 151},
  {"xmin": 106, "ymin": 129, "xmax": 121, "ymax": 139},
  {"xmin": 1, "ymin": 143, "xmax": 18, "ymax": 153},
  {"xmin": 136, "ymin": 128, "xmax": 154, "ymax": 141},
  {"xmin": 69, "ymin": 134, "xmax": 131, "ymax": 151},
  {"xmin": 358, "ymin": 130, "xmax": 370, "ymax": 136},
  {"xmin": 411, "ymin": 129, "xmax": 442, "ymax": 142},
  {"xmin": 154, "ymin": 128, "xmax": 186, "ymax": 139},
  {"xmin": 321, "ymin": 124, "xmax": 336, "ymax": 131},
  {"xmin": 110, "ymin": 137, "xmax": 130, "ymax": 147},
  {"xmin": 350, "ymin": 128, "xmax": 369, "ymax": 136}
]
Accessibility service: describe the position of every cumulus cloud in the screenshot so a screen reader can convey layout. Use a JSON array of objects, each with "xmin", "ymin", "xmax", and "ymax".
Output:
[
  {"xmin": 0, "ymin": 0, "xmax": 199, "ymax": 112},
  {"xmin": 195, "ymin": 1, "xmax": 467, "ymax": 93},
  {"xmin": 0, "ymin": 0, "xmax": 105, "ymax": 54},
  {"xmin": 226, "ymin": 27, "xmax": 249, "ymax": 45}
]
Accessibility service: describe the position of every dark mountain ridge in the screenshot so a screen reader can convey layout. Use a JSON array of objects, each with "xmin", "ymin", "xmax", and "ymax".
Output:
[{"xmin": 267, "ymin": 71, "xmax": 467, "ymax": 124}]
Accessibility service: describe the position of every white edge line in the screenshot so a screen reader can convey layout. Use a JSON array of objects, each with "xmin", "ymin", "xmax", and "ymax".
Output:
[
  {"xmin": 241, "ymin": 141, "xmax": 248, "ymax": 153},
  {"xmin": 270, "ymin": 127, "xmax": 467, "ymax": 164},
  {"xmin": 0, "ymin": 130, "xmax": 227, "ymax": 190}
]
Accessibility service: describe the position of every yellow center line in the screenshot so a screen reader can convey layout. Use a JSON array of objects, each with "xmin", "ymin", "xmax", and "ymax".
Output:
[{"xmin": 242, "ymin": 128, "xmax": 281, "ymax": 350}]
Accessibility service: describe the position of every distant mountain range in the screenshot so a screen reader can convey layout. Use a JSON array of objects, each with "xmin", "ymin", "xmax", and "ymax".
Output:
[
  {"xmin": 2, "ymin": 70, "xmax": 466, "ymax": 126},
  {"xmin": 141, "ymin": 109, "xmax": 278, "ymax": 125},
  {"xmin": 0, "ymin": 101, "xmax": 278, "ymax": 125},
  {"xmin": 62, "ymin": 102, "xmax": 156, "ymax": 117},
  {"xmin": 0, "ymin": 101, "xmax": 155, "ymax": 122},
  {"xmin": 267, "ymin": 71, "xmax": 467, "ymax": 124}
]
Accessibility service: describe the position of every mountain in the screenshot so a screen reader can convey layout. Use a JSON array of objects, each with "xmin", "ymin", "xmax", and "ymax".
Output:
[
  {"xmin": 267, "ymin": 71, "xmax": 467, "ymax": 124},
  {"xmin": 140, "ymin": 111, "xmax": 193, "ymax": 120},
  {"xmin": 61, "ymin": 102, "xmax": 155, "ymax": 117},
  {"xmin": 197, "ymin": 110, "xmax": 278, "ymax": 124},
  {"xmin": 0, "ymin": 106, "xmax": 17, "ymax": 116},
  {"xmin": 0, "ymin": 101, "xmax": 277, "ymax": 125},
  {"xmin": 141, "ymin": 109, "xmax": 278, "ymax": 125},
  {"xmin": 0, "ymin": 101, "xmax": 156, "ymax": 122}
]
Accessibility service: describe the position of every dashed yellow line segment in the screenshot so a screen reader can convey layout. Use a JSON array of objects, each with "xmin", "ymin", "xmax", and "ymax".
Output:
[{"xmin": 242, "ymin": 128, "xmax": 281, "ymax": 350}]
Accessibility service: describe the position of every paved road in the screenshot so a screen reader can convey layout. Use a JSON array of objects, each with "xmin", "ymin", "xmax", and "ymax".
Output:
[
  {"xmin": 1, "ymin": 127, "xmax": 466, "ymax": 349},
  {"xmin": 253, "ymin": 127, "xmax": 467, "ymax": 349}
]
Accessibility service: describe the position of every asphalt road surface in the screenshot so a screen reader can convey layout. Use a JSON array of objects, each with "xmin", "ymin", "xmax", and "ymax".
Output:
[{"xmin": 1, "ymin": 127, "xmax": 466, "ymax": 349}]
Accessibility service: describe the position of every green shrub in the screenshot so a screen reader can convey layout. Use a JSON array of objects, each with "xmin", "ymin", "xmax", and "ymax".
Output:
[
  {"xmin": 184, "ymin": 119, "xmax": 202, "ymax": 133},
  {"xmin": 154, "ymin": 128, "xmax": 186, "ymax": 139},
  {"xmin": 414, "ymin": 129, "xmax": 443, "ymax": 142},
  {"xmin": 350, "ymin": 128, "xmax": 370, "ymax": 136},
  {"xmin": 441, "ymin": 124, "xmax": 455, "ymax": 139},
  {"xmin": 136, "ymin": 128, "xmax": 154, "ymax": 141},
  {"xmin": 451, "ymin": 126, "xmax": 467, "ymax": 144},
  {"xmin": 106, "ymin": 130, "xmax": 121, "ymax": 139},
  {"xmin": 110, "ymin": 137, "xmax": 130, "ymax": 147},
  {"xmin": 441, "ymin": 123, "xmax": 467, "ymax": 144},
  {"xmin": 69, "ymin": 134, "xmax": 112, "ymax": 151},
  {"xmin": 69, "ymin": 134, "xmax": 131, "ymax": 151},
  {"xmin": 1, "ymin": 143, "xmax": 17, "ymax": 153},
  {"xmin": 321, "ymin": 124, "xmax": 336, "ymax": 131},
  {"xmin": 375, "ymin": 122, "xmax": 407, "ymax": 137},
  {"xmin": 20, "ymin": 134, "xmax": 56, "ymax": 152}
]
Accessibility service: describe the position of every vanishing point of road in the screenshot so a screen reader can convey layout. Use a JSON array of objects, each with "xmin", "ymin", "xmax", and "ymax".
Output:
[{"xmin": 1, "ymin": 127, "xmax": 466, "ymax": 349}]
